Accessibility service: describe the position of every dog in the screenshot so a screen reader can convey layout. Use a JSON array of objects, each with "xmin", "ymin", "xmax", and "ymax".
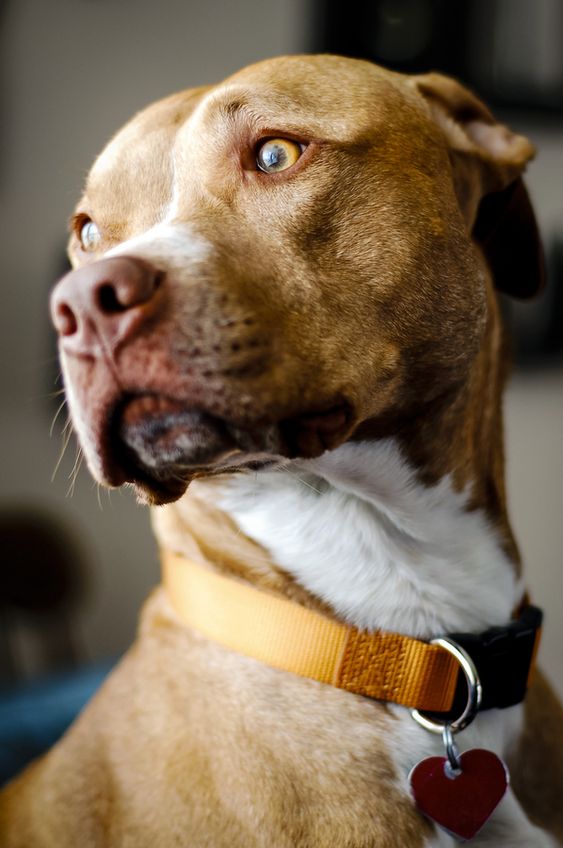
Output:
[{"xmin": 1, "ymin": 54, "xmax": 562, "ymax": 846}]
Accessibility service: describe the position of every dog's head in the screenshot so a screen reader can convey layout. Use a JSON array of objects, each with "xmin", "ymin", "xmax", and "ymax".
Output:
[{"xmin": 51, "ymin": 55, "xmax": 542, "ymax": 504}]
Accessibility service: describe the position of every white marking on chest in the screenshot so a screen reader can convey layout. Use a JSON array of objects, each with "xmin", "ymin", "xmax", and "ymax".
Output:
[
  {"xmin": 212, "ymin": 440, "xmax": 553, "ymax": 844},
  {"xmin": 216, "ymin": 439, "xmax": 520, "ymax": 638}
]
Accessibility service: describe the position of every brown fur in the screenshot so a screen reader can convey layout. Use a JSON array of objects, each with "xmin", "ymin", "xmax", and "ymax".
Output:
[
  {"xmin": 1, "ymin": 592, "xmax": 434, "ymax": 847},
  {"xmin": 509, "ymin": 671, "xmax": 563, "ymax": 843},
  {"xmin": 2, "ymin": 55, "xmax": 562, "ymax": 846}
]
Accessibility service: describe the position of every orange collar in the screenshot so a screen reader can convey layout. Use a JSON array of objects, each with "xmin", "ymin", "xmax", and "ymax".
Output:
[{"xmin": 162, "ymin": 550, "xmax": 541, "ymax": 716}]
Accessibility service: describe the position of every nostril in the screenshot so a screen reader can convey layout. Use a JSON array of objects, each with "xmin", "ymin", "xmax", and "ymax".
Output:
[
  {"xmin": 95, "ymin": 266, "xmax": 165, "ymax": 314},
  {"xmin": 97, "ymin": 283, "xmax": 128, "ymax": 314},
  {"xmin": 56, "ymin": 303, "xmax": 78, "ymax": 337}
]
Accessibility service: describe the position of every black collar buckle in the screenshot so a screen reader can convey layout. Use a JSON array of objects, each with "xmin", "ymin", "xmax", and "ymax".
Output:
[{"xmin": 430, "ymin": 604, "xmax": 542, "ymax": 722}]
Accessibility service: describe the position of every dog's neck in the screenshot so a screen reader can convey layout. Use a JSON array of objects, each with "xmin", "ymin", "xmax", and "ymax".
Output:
[
  {"xmin": 154, "ymin": 283, "xmax": 522, "ymax": 641},
  {"xmin": 154, "ymin": 440, "xmax": 521, "ymax": 640}
]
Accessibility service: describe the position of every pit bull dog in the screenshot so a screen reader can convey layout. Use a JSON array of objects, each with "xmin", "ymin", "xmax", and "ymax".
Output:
[{"xmin": 2, "ymin": 54, "xmax": 563, "ymax": 847}]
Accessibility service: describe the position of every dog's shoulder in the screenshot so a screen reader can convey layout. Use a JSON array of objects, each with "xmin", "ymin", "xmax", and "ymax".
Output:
[
  {"xmin": 0, "ymin": 651, "xmax": 138, "ymax": 848},
  {"xmin": 509, "ymin": 670, "xmax": 563, "ymax": 844},
  {"xmin": 0, "ymin": 591, "xmax": 435, "ymax": 848}
]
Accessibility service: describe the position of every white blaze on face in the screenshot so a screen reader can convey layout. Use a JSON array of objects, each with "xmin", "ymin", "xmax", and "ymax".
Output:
[
  {"xmin": 99, "ymin": 120, "xmax": 214, "ymax": 273},
  {"xmin": 105, "ymin": 221, "xmax": 213, "ymax": 274}
]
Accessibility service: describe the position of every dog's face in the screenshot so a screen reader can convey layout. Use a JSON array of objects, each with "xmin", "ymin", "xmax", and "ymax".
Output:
[{"xmin": 51, "ymin": 55, "xmax": 538, "ymax": 504}]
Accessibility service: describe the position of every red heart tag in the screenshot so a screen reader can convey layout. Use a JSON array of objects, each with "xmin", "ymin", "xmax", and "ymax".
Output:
[{"xmin": 409, "ymin": 748, "xmax": 509, "ymax": 841}]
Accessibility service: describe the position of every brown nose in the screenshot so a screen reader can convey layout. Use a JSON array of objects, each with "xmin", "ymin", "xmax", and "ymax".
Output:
[{"xmin": 50, "ymin": 256, "xmax": 164, "ymax": 356}]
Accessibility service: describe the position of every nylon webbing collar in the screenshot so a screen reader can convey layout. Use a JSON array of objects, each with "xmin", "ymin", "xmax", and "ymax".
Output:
[{"xmin": 162, "ymin": 550, "xmax": 542, "ymax": 716}]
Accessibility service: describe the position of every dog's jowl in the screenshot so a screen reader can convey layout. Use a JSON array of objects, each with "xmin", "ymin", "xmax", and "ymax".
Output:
[{"xmin": 2, "ymin": 55, "xmax": 562, "ymax": 847}]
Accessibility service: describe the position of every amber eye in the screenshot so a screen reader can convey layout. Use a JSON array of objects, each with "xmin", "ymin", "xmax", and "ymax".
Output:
[
  {"xmin": 256, "ymin": 138, "xmax": 303, "ymax": 173},
  {"xmin": 78, "ymin": 219, "xmax": 101, "ymax": 252}
]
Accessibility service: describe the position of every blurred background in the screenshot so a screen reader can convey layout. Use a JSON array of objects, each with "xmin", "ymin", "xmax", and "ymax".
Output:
[{"xmin": 0, "ymin": 0, "xmax": 561, "ymax": 782}]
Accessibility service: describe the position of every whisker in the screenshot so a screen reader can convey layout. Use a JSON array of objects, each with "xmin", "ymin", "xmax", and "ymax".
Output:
[
  {"xmin": 50, "ymin": 398, "xmax": 68, "ymax": 437},
  {"xmin": 61, "ymin": 417, "xmax": 74, "ymax": 437},
  {"xmin": 68, "ymin": 445, "xmax": 83, "ymax": 481},
  {"xmin": 66, "ymin": 447, "xmax": 84, "ymax": 497},
  {"xmin": 66, "ymin": 448, "xmax": 83, "ymax": 498},
  {"xmin": 280, "ymin": 464, "xmax": 324, "ymax": 495},
  {"xmin": 51, "ymin": 418, "xmax": 74, "ymax": 482},
  {"xmin": 41, "ymin": 388, "xmax": 66, "ymax": 401}
]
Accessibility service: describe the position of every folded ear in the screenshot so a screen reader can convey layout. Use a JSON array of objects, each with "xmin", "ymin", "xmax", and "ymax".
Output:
[
  {"xmin": 472, "ymin": 177, "xmax": 545, "ymax": 299},
  {"xmin": 410, "ymin": 72, "xmax": 544, "ymax": 298}
]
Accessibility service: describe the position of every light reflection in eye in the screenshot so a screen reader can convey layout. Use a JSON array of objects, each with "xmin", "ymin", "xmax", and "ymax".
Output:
[{"xmin": 256, "ymin": 138, "xmax": 303, "ymax": 173}]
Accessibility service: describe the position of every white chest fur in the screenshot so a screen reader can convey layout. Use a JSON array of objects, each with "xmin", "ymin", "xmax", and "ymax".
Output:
[
  {"xmin": 216, "ymin": 439, "xmax": 520, "ymax": 639},
  {"xmin": 212, "ymin": 438, "xmax": 556, "ymax": 846}
]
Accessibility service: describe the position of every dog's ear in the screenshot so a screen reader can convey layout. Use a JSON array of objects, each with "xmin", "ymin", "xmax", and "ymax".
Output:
[
  {"xmin": 471, "ymin": 177, "xmax": 545, "ymax": 299},
  {"xmin": 411, "ymin": 72, "xmax": 544, "ymax": 298}
]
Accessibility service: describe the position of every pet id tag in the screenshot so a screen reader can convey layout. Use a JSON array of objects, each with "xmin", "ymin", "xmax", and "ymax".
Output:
[
  {"xmin": 409, "ymin": 636, "xmax": 509, "ymax": 841},
  {"xmin": 409, "ymin": 725, "xmax": 509, "ymax": 842}
]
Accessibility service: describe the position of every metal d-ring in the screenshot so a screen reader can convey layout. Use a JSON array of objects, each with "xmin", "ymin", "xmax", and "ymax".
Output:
[{"xmin": 410, "ymin": 636, "xmax": 483, "ymax": 735}]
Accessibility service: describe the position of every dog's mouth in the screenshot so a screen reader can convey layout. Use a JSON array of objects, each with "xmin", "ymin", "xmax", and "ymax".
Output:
[
  {"xmin": 107, "ymin": 394, "xmax": 271, "ymax": 503},
  {"xmin": 105, "ymin": 393, "xmax": 353, "ymax": 504},
  {"xmin": 118, "ymin": 395, "xmax": 237, "ymax": 470}
]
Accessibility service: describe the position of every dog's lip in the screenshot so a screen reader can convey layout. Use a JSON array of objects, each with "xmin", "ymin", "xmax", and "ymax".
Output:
[
  {"xmin": 119, "ymin": 394, "xmax": 205, "ymax": 430},
  {"xmin": 104, "ymin": 393, "xmax": 280, "ymax": 502},
  {"xmin": 97, "ymin": 391, "xmax": 355, "ymax": 503},
  {"xmin": 112, "ymin": 393, "xmax": 236, "ymax": 472}
]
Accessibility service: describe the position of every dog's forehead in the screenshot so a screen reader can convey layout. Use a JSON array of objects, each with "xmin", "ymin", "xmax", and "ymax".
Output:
[
  {"xmin": 89, "ymin": 55, "xmax": 419, "ymax": 167},
  {"xmin": 193, "ymin": 56, "xmax": 422, "ymax": 143},
  {"xmin": 82, "ymin": 87, "xmax": 209, "ymax": 236},
  {"xmin": 225, "ymin": 55, "xmax": 410, "ymax": 117},
  {"xmin": 79, "ymin": 55, "xmax": 427, "ymax": 240}
]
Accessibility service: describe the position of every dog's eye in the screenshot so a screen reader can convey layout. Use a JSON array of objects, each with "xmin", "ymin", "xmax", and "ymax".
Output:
[
  {"xmin": 256, "ymin": 139, "xmax": 303, "ymax": 173},
  {"xmin": 79, "ymin": 219, "xmax": 101, "ymax": 252}
]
